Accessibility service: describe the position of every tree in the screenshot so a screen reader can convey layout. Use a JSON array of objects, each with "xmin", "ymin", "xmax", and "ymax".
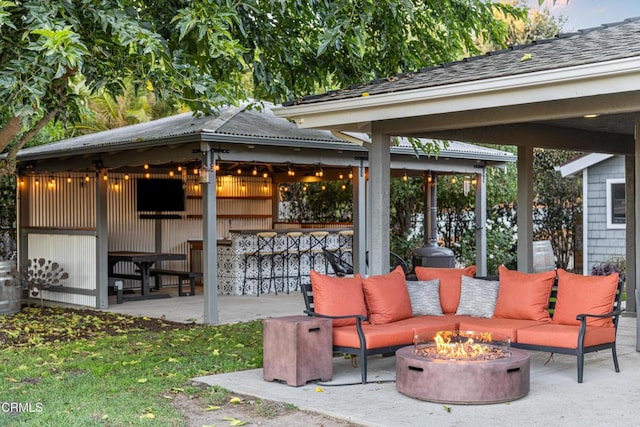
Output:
[
  {"xmin": 533, "ymin": 149, "xmax": 583, "ymax": 270},
  {"xmin": 0, "ymin": 0, "xmax": 522, "ymax": 175}
]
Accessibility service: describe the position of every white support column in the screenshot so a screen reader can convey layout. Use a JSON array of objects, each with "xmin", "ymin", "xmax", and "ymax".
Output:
[
  {"xmin": 625, "ymin": 155, "xmax": 636, "ymax": 317},
  {"xmin": 368, "ymin": 125, "xmax": 391, "ymax": 275},
  {"xmin": 201, "ymin": 145, "xmax": 219, "ymax": 324},
  {"xmin": 582, "ymin": 169, "xmax": 589, "ymax": 275},
  {"xmin": 634, "ymin": 122, "xmax": 640, "ymax": 351},
  {"xmin": 517, "ymin": 146, "xmax": 534, "ymax": 272},
  {"xmin": 475, "ymin": 170, "xmax": 487, "ymax": 276},
  {"xmin": 96, "ymin": 169, "xmax": 109, "ymax": 309},
  {"xmin": 353, "ymin": 161, "xmax": 367, "ymax": 275}
]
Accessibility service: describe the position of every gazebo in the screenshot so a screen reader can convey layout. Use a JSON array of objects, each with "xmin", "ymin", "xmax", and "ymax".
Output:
[
  {"xmin": 274, "ymin": 18, "xmax": 640, "ymax": 348},
  {"xmin": 14, "ymin": 102, "xmax": 514, "ymax": 322}
]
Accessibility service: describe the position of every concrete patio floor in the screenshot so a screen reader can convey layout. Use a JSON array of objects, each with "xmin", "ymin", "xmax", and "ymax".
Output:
[{"xmin": 105, "ymin": 288, "xmax": 640, "ymax": 426}]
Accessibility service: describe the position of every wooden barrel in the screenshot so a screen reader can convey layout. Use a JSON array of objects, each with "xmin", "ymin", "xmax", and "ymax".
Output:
[{"xmin": 0, "ymin": 260, "xmax": 20, "ymax": 315}]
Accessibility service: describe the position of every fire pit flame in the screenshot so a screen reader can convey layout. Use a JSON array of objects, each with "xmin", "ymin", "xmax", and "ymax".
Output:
[{"xmin": 413, "ymin": 330, "xmax": 511, "ymax": 362}]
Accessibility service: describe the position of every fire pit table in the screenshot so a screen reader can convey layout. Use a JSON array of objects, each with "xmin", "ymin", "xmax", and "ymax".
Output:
[{"xmin": 396, "ymin": 331, "xmax": 530, "ymax": 404}]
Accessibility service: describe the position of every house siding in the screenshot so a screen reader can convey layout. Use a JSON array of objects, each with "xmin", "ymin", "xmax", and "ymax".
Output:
[{"xmin": 587, "ymin": 155, "xmax": 626, "ymax": 271}]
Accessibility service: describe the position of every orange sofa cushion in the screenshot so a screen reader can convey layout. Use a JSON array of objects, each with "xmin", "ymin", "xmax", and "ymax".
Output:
[
  {"xmin": 458, "ymin": 317, "xmax": 548, "ymax": 342},
  {"xmin": 516, "ymin": 323, "xmax": 616, "ymax": 349},
  {"xmin": 362, "ymin": 266, "xmax": 412, "ymax": 324},
  {"xmin": 333, "ymin": 317, "xmax": 458, "ymax": 349},
  {"xmin": 552, "ymin": 269, "xmax": 619, "ymax": 328},
  {"xmin": 493, "ymin": 265, "xmax": 556, "ymax": 321},
  {"xmin": 414, "ymin": 266, "xmax": 476, "ymax": 314},
  {"xmin": 310, "ymin": 270, "xmax": 366, "ymax": 327}
]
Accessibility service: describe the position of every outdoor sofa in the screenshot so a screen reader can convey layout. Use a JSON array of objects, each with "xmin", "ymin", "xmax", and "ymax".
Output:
[{"xmin": 302, "ymin": 265, "xmax": 623, "ymax": 384}]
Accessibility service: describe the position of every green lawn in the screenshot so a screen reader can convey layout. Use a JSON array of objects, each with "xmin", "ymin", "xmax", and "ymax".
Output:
[{"xmin": 0, "ymin": 307, "xmax": 263, "ymax": 426}]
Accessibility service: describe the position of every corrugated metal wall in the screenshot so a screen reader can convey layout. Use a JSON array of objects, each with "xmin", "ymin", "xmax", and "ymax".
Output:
[{"xmin": 23, "ymin": 171, "xmax": 273, "ymax": 302}]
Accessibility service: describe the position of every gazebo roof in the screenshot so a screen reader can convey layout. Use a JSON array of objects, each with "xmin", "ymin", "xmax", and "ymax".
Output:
[{"xmin": 17, "ymin": 102, "xmax": 514, "ymax": 173}]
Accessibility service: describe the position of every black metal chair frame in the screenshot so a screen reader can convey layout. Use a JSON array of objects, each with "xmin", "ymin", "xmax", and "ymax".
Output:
[
  {"xmin": 511, "ymin": 276, "xmax": 624, "ymax": 383},
  {"xmin": 301, "ymin": 282, "xmax": 403, "ymax": 384}
]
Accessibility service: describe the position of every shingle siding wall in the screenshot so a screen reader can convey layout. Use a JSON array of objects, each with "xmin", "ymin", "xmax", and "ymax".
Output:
[{"xmin": 587, "ymin": 155, "xmax": 626, "ymax": 270}]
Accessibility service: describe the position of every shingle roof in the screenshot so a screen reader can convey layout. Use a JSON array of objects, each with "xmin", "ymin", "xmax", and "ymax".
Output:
[{"xmin": 285, "ymin": 17, "xmax": 640, "ymax": 106}]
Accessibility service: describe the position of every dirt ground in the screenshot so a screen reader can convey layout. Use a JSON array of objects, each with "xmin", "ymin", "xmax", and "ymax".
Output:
[{"xmin": 172, "ymin": 388, "xmax": 360, "ymax": 427}]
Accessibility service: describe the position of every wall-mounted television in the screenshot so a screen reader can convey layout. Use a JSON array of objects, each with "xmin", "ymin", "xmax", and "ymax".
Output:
[{"xmin": 136, "ymin": 178, "xmax": 185, "ymax": 212}]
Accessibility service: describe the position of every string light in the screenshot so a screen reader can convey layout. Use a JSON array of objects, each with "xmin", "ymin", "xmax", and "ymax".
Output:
[
  {"xmin": 84, "ymin": 175, "xmax": 90, "ymax": 182},
  {"xmin": 402, "ymin": 170, "xmax": 408, "ymax": 182},
  {"xmin": 67, "ymin": 176, "xmax": 72, "ymax": 184},
  {"xmin": 124, "ymin": 173, "xmax": 130, "ymax": 180},
  {"xmin": 263, "ymin": 172, "xmax": 269, "ymax": 179},
  {"xmin": 169, "ymin": 170, "xmax": 175, "ymax": 177},
  {"xmin": 348, "ymin": 170, "xmax": 353, "ymax": 179},
  {"xmin": 339, "ymin": 172, "xmax": 344, "ymax": 180},
  {"xmin": 252, "ymin": 166, "xmax": 258, "ymax": 176},
  {"xmin": 144, "ymin": 164, "xmax": 149, "ymax": 170},
  {"xmin": 237, "ymin": 167, "xmax": 242, "ymax": 175},
  {"xmin": 451, "ymin": 176, "xmax": 457, "ymax": 184}
]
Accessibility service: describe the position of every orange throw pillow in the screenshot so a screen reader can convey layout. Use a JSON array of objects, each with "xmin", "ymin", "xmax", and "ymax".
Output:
[
  {"xmin": 552, "ymin": 269, "xmax": 619, "ymax": 327},
  {"xmin": 362, "ymin": 266, "xmax": 412, "ymax": 324},
  {"xmin": 414, "ymin": 265, "xmax": 476, "ymax": 313},
  {"xmin": 310, "ymin": 270, "xmax": 366, "ymax": 327},
  {"xmin": 494, "ymin": 265, "xmax": 556, "ymax": 321}
]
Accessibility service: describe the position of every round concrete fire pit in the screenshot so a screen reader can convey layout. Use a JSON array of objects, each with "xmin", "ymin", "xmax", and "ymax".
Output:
[{"xmin": 396, "ymin": 345, "xmax": 530, "ymax": 404}]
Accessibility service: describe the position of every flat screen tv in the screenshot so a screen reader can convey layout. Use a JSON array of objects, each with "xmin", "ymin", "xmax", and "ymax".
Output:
[{"xmin": 136, "ymin": 178, "xmax": 185, "ymax": 212}]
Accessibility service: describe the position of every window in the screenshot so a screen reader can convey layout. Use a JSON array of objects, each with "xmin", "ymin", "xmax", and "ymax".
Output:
[{"xmin": 606, "ymin": 178, "xmax": 625, "ymax": 229}]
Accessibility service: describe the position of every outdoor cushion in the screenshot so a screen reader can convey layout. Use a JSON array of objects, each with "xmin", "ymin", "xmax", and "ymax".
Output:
[
  {"xmin": 362, "ymin": 266, "xmax": 412, "ymax": 324},
  {"xmin": 516, "ymin": 323, "xmax": 616, "ymax": 349},
  {"xmin": 414, "ymin": 265, "xmax": 476, "ymax": 314},
  {"xmin": 406, "ymin": 279, "xmax": 443, "ymax": 316},
  {"xmin": 457, "ymin": 317, "xmax": 547, "ymax": 342},
  {"xmin": 333, "ymin": 317, "xmax": 458, "ymax": 349},
  {"xmin": 310, "ymin": 270, "xmax": 366, "ymax": 327},
  {"xmin": 552, "ymin": 269, "xmax": 619, "ymax": 328},
  {"xmin": 493, "ymin": 265, "xmax": 556, "ymax": 321},
  {"xmin": 455, "ymin": 275, "xmax": 499, "ymax": 318}
]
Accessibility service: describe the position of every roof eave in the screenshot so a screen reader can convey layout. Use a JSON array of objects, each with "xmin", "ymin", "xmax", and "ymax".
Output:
[{"xmin": 273, "ymin": 56, "xmax": 640, "ymax": 132}]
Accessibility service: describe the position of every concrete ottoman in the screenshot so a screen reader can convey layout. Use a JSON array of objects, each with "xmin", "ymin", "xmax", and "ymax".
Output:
[{"xmin": 263, "ymin": 315, "xmax": 333, "ymax": 386}]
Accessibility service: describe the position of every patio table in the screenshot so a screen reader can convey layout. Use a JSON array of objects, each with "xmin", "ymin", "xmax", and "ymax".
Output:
[{"xmin": 108, "ymin": 251, "xmax": 186, "ymax": 301}]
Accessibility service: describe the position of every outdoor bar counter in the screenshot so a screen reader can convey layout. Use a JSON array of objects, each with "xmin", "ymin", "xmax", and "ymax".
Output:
[{"xmin": 215, "ymin": 228, "xmax": 352, "ymax": 295}]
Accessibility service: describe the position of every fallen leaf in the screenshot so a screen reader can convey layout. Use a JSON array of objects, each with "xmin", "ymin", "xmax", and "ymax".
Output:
[
  {"xmin": 167, "ymin": 357, "xmax": 179, "ymax": 363},
  {"xmin": 139, "ymin": 413, "xmax": 155, "ymax": 419},
  {"xmin": 222, "ymin": 416, "xmax": 248, "ymax": 426},
  {"xmin": 204, "ymin": 405, "xmax": 221, "ymax": 411},
  {"xmin": 315, "ymin": 387, "xmax": 324, "ymax": 392},
  {"xmin": 212, "ymin": 349, "xmax": 220, "ymax": 356},
  {"xmin": 442, "ymin": 404, "xmax": 452, "ymax": 413},
  {"xmin": 228, "ymin": 397, "xmax": 243, "ymax": 404},
  {"xmin": 520, "ymin": 53, "xmax": 532, "ymax": 62},
  {"xmin": 137, "ymin": 378, "xmax": 148, "ymax": 383}
]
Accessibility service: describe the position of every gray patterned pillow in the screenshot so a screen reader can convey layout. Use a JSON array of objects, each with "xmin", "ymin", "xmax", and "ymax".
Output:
[
  {"xmin": 455, "ymin": 276, "xmax": 499, "ymax": 318},
  {"xmin": 406, "ymin": 280, "xmax": 443, "ymax": 316}
]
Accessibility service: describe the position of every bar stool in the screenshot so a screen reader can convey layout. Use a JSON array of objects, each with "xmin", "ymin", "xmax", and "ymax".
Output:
[
  {"xmin": 308, "ymin": 231, "xmax": 329, "ymax": 274},
  {"xmin": 337, "ymin": 230, "xmax": 354, "ymax": 266},
  {"xmin": 284, "ymin": 231, "xmax": 303, "ymax": 293},
  {"xmin": 243, "ymin": 232, "xmax": 283, "ymax": 295}
]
